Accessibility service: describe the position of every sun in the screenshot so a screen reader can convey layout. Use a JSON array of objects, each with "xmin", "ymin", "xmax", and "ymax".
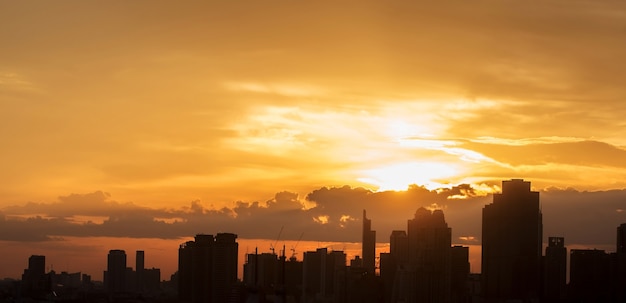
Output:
[{"xmin": 358, "ymin": 162, "xmax": 458, "ymax": 191}]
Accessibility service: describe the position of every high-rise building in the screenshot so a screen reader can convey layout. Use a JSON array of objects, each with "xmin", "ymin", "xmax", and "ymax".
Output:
[
  {"xmin": 451, "ymin": 246, "xmax": 470, "ymax": 303},
  {"xmin": 406, "ymin": 207, "xmax": 452, "ymax": 303},
  {"xmin": 615, "ymin": 224, "xmax": 626, "ymax": 302},
  {"xmin": 213, "ymin": 233, "xmax": 238, "ymax": 303},
  {"xmin": 302, "ymin": 248, "xmax": 347, "ymax": 302},
  {"xmin": 21, "ymin": 255, "xmax": 49, "ymax": 296},
  {"xmin": 136, "ymin": 250, "xmax": 145, "ymax": 292},
  {"xmin": 569, "ymin": 249, "xmax": 611, "ymax": 302},
  {"xmin": 390, "ymin": 230, "xmax": 409, "ymax": 265},
  {"xmin": 362, "ymin": 209, "xmax": 376, "ymax": 275},
  {"xmin": 618, "ymin": 223, "xmax": 626, "ymax": 254},
  {"xmin": 544, "ymin": 237, "xmax": 566, "ymax": 302},
  {"xmin": 105, "ymin": 249, "xmax": 127, "ymax": 293},
  {"xmin": 482, "ymin": 179, "xmax": 542, "ymax": 303},
  {"xmin": 178, "ymin": 233, "xmax": 238, "ymax": 303}
]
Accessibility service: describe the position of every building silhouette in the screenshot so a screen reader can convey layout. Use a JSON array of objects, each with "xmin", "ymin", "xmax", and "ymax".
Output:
[
  {"xmin": 482, "ymin": 179, "xmax": 542, "ymax": 303},
  {"xmin": 105, "ymin": 249, "xmax": 127, "ymax": 293},
  {"xmin": 569, "ymin": 249, "xmax": 611, "ymax": 302},
  {"xmin": 450, "ymin": 246, "xmax": 469, "ymax": 303},
  {"xmin": 405, "ymin": 207, "xmax": 452, "ymax": 303},
  {"xmin": 178, "ymin": 233, "xmax": 238, "ymax": 303},
  {"xmin": 544, "ymin": 237, "xmax": 566, "ymax": 302},
  {"xmin": 136, "ymin": 250, "xmax": 145, "ymax": 292},
  {"xmin": 613, "ymin": 224, "xmax": 626, "ymax": 302},
  {"xmin": 21, "ymin": 255, "xmax": 49, "ymax": 297},
  {"xmin": 362, "ymin": 209, "xmax": 376, "ymax": 276},
  {"xmin": 302, "ymin": 247, "xmax": 347, "ymax": 302}
]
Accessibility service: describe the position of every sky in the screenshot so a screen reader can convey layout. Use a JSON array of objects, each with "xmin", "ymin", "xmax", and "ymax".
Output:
[{"xmin": 1, "ymin": 0, "xmax": 626, "ymax": 280}]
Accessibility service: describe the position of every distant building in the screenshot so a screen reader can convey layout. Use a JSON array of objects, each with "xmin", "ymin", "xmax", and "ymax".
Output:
[
  {"xmin": 614, "ymin": 224, "xmax": 626, "ymax": 302},
  {"xmin": 390, "ymin": 230, "xmax": 408, "ymax": 265},
  {"xmin": 544, "ymin": 237, "xmax": 566, "ymax": 302},
  {"xmin": 406, "ymin": 207, "xmax": 452, "ymax": 303},
  {"xmin": 105, "ymin": 249, "xmax": 127, "ymax": 293},
  {"xmin": 450, "ymin": 246, "xmax": 469, "ymax": 303},
  {"xmin": 362, "ymin": 209, "xmax": 376, "ymax": 276},
  {"xmin": 569, "ymin": 249, "xmax": 611, "ymax": 302},
  {"xmin": 482, "ymin": 179, "xmax": 542, "ymax": 303},
  {"xmin": 178, "ymin": 233, "xmax": 238, "ymax": 303},
  {"xmin": 136, "ymin": 250, "xmax": 145, "ymax": 292},
  {"xmin": 302, "ymin": 248, "xmax": 347, "ymax": 302},
  {"xmin": 21, "ymin": 255, "xmax": 49, "ymax": 297}
]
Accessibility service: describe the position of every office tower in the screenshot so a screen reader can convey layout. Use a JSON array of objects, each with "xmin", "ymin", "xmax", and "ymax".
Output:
[
  {"xmin": 302, "ymin": 248, "xmax": 347, "ymax": 302},
  {"xmin": 362, "ymin": 209, "xmax": 376, "ymax": 275},
  {"xmin": 544, "ymin": 237, "xmax": 566, "ymax": 302},
  {"xmin": 381, "ymin": 230, "xmax": 408, "ymax": 303},
  {"xmin": 615, "ymin": 224, "xmax": 626, "ymax": 302},
  {"xmin": 407, "ymin": 207, "xmax": 452, "ymax": 303},
  {"xmin": 569, "ymin": 249, "xmax": 611, "ymax": 302},
  {"xmin": 22, "ymin": 255, "xmax": 48, "ymax": 296},
  {"xmin": 482, "ymin": 179, "xmax": 542, "ymax": 303},
  {"xmin": 213, "ymin": 233, "xmax": 238, "ymax": 303},
  {"xmin": 451, "ymin": 246, "xmax": 470, "ymax": 303},
  {"xmin": 390, "ymin": 230, "xmax": 409, "ymax": 265},
  {"xmin": 178, "ymin": 233, "xmax": 238, "ymax": 303},
  {"xmin": 379, "ymin": 252, "xmax": 395, "ymax": 303},
  {"xmin": 618, "ymin": 223, "xmax": 626, "ymax": 254},
  {"xmin": 136, "ymin": 250, "xmax": 145, "ymax": 292},
  {"xmin": 106, "ymin": 249, "xmax": 127, "ymax": 293}
]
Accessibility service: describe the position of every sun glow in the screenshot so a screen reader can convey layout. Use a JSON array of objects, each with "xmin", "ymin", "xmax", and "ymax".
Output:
[{"xmin": 358, "ymin": 162, "xmax": 458, "ymax": 191}]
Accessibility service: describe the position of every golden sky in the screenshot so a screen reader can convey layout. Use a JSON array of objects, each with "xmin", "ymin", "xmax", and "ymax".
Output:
[{"xmin": 1, "ymin": 0, "xmax": 626, "ymax": 279}]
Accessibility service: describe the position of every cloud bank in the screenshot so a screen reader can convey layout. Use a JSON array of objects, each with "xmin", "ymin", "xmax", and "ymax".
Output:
[{"xmin": 2, "ymin": 184, "xmax": 625, "ymax": 248}]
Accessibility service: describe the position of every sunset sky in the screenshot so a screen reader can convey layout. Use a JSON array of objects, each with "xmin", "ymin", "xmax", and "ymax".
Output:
[{"xmin": 1, "ymin": 0, "xmax": 626, "ymax": 280}]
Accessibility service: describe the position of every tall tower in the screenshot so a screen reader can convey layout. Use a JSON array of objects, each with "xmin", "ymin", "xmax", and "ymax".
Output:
[
  {"xmin": 213, "ymin": 233, "xmax": 238, "ymax": 303},
  {"xmin": 178, "ymin": 233, "xmax": 238, "ymax": 303},
  {"xmin": 618, "ymin": 223, "xmax": 626, "ymax": 254},
  {"xmin": 22, "ymin": 255, "xmax": 48, "ymax": 296},
  {"xmin": 106, "ymin": 249, "xmax": 127, "ymax": 293},
  {"xmin": 482, "ymin": 179, "xmax": 542, "ymax": 303},
  {"xmin": 544, "ymin": 237, "xmax": 566, "ymax": 301},
  {"xmin": 362, "ymin": 209, "xmax": 376, "ymax": 275},
  {"xmin": 390, "ymin": 230, "xmax": 408, "ymax": 265},
  {"xmin": 136, "ymin": 250, "xmax": 145, "ymax": 292},
  {"xmin": 616, "ymin": 224, "xmax": 626, "ymax": 302},
  {"xmin": 407, "ymin": 207, "xmax": 452, "ymax": 303}
]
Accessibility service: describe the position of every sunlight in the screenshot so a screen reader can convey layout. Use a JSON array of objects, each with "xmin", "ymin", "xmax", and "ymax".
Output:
[{"xmin": 358, "ymin": 162, "xmax": 458, "ymax": 191}]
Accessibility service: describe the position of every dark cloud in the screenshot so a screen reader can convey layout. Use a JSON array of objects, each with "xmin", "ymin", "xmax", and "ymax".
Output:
[{"xmin": 3, "ymin": 184, "xmax": 623, "ymax": 249}]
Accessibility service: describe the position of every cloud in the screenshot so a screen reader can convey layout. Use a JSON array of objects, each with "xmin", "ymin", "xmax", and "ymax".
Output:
[{"xmin": 1, "ymin": 185, "xmax": 625, "ymax": 249}]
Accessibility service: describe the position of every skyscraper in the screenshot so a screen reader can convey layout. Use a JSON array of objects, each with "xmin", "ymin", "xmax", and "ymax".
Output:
[
  {"xmin": 544, "ymin": 237, "xmax": 566, "ymax": 302},
  {"xmin": 106, "ymin": 249, "xmax": 127, "ymax": 293},
  {"xmin": 615, "ymin": 224, "xmax": 626, "ymax": 302},
  {"xmin": 406, "ymin": 207, "xmax": 452, "ymax": 303},
  {"xmin": 178, "ymin": 233, "xmax": 238, "ymax": 303},
  {"xmin": 362, "ymin": 209, "xmax": 376, "ymax": 275},
  {"xmin": 390, "ymin": 230, "xmax": 408, "ymax": 265},
  {"xmin": 22, "ymin": 255, "xmax": 48, "ymax": 296},
  {"xmin": 451, "ymin": 246, "xmax": 470, "ymax": 303},
  {"xmin": 213, "ymin": 233, "xmax": 238, "ymax": 303},
  {"xmin": 136, "ymin": 250, "xmax": 145, "ymax": 292},
  {"xmin": 482, "ymin": 179, "xmax": 542, "ymax": 303}
]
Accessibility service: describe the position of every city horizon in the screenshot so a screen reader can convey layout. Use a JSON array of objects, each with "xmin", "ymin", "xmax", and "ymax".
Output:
[{"xmin": 2, "ymin": 179, "xmax": 625, "ymax": 281}]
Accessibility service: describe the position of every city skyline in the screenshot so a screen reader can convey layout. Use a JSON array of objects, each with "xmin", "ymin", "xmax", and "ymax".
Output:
[
  {"xmin": 8, "ymin": 180, "xmax": 626, "ymax": 302},
  {"xmin": 2, "ymin": 0, "xmax": 626, "ymax": 293},
  {"xmin": 1, "ymin": 181, "xmax": 626, "ymax": 281}
]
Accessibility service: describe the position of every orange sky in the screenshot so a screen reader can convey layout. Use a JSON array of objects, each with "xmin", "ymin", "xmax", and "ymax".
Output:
[{"xmin": 1, "ymin": 0, "xmax": 626, "ymax": 280}]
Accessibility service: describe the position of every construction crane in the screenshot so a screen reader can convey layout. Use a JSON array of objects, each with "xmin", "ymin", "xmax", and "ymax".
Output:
[
  {"xmin": 290, "ymin": 232, "xmax": 304, "ymax": 260},
  {"xmin": 270, "ymin": 225, "xmax": 284, "ymax": 255}
]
